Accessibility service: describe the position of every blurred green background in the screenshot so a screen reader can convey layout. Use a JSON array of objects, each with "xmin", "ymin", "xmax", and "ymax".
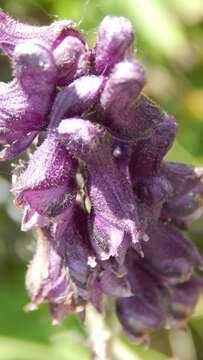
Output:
[{"xmin": 0, "ymin": 0, "xmax": 203, "ymax": 359}]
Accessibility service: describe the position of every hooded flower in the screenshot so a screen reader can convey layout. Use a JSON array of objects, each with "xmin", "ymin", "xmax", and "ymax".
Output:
[
  {"xmin": 0, "ymin": 10, "xmax": 202, "ymax": 347},
  {"xmin": 0, "ymin": 8, "xmax": 89, "ymax": 85},
  {"xmin": 161, "ymin": 162, "xmax": 203, "ymax": 228},
  {"xmin": 99, "ymin": 61, "xmax": 168, "ymax": 141},
  {"xmin": 0, "ymin": 8, "xmax": 74, "ymax": 57},
  {"xmin": 0, "ymin": 41, "xmax": 57, "ymax": 159},
  {"xmin": 13, "ymin": 132, "xmax": 77, "ymax": 217},
  {"xmin": 58, "ymin": 117, "xmax": 145, "ymax": 258},
  {"xmin": 94, "ymin": 16, "xmax": 134, "ymax": 75}
]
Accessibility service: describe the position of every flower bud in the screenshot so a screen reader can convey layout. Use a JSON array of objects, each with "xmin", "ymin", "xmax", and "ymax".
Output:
[
  {"xmin": 95, "ymin": 16, "xmax": 134, "ymax": 75},
  {"xmin": 53, "ymin": 36, "xmax": 88, "ymax": 85},
  {"xmin": 100, "ymin": 61, "xmax": 168, "ymax": 141},
  {"xmin": 0, "ymin": 41, "xmax": 56, "ymax": 160}
]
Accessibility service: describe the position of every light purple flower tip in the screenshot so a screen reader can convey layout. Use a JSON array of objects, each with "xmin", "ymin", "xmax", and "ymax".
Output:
[
  {"xmin": 0, "ymin": 41, "xmax": 56, "ymax": 159},
  {"xmin": 95, "ymin": 16, "xmax": 134, "ymax": 75},
  {"xmin": 53, "ymin": 36, "xmax": 89, "ymax": 85},
  {"xmin": 101, "ymin": 73, "xmax": 167, "ymax": 141}
]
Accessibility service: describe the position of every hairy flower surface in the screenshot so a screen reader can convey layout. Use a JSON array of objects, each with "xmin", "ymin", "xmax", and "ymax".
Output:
[{"xmin": 0, "ymin": 9, "xmax": 203, "ymax": 345}]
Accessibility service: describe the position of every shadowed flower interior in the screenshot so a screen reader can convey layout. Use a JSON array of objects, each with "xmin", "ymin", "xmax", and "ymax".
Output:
[{"xmin": 0, "ymin": 8, "xmax": 203, "ymax": 345}]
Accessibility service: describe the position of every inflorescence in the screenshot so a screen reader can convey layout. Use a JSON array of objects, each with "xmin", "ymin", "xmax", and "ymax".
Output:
[{"xmin": 0, "ymin": 9, "xmax": 203, "ymax": 344}]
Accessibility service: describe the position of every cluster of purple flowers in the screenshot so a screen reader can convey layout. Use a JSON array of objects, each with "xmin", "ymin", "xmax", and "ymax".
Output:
[{"xmin": 0, "ymin": 9, "xmax": 203, "ymax": 344}]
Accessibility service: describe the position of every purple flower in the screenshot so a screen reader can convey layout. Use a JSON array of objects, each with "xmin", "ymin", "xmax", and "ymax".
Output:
[
  {"xmin": 95, "ymin": 16, "xmax": 134, "ymax": 75},
  {"xmin": 58, "ymin": 118, "xmax": 145, "ymax": 258},
  {"xmin": 13, "ymin": 133, "xmax": 77, "ymax": 217},
  {"xmin": 0, "ymin": 10, "xmax": 202, "ymax": 345},
  {"xmin": 100, "ymin": 61, "xmax": 168, "ymax": 141},
  {"xmin": 161, "ymin": 162, "xmax": 203, "ymax": 228},
  {"xmin": 0, "ymin": 8, "xmax": 74, "ymax": 57},
  {"xmin": 26, "ymin": 227, "xmax": 72, "ymax": 309},
  {"xmin": 0, "ymin": 41, "xmax": 56, "ymax": 159}
]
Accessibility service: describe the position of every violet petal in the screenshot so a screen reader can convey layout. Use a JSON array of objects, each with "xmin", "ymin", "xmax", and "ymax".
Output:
[
  {"xmin": 49, "ymin": 75, "xmax": 105, "ymax": 128},
  {"xmin": 0, "ymin": 8, "xmax": 75, "ymax": 57},
  {"xmin": 95, "ymin": 16, "xmax": 134, "ymax": 75},
  {"xmin": 13, "ymin": 133, "xmax": 77, "ymax": 216},
  {"xmin": 142, "ymin": 221, "xmax": 203, "ymax": 284},
  {"xmin": 58, "ymin": 118, "xmax": 145, "ymax": 258}
]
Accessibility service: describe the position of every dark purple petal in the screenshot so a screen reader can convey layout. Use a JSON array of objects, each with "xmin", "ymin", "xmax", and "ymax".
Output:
[
  {"xmin": 0, "ymin": 41, "xmax": 56, "ymax": 158},
  {"xmin": 162, "ymin": 189, "xmax": 203, "ymax": 228},
  {"xmin": 166, "ymin": 276, "xmax": 203, "ymax": 327},
  {"xmin": 111, "ymin": 138, "xmax": 132, "ymax": 179},
  {"xmin": 130, "ymin": 115, "xmax": 178, "ymax": 179},
  {"xmin": 95, "ymin": 16, "xmax": 134, "ymax": 75},
  {"xmin": 48, "ymin": 302, "xmax": 70, "ymax": 325},
  {"xmin": 49, "ymin": 75, "xmax": 105, "ymax": 128},
  {"xmin": 89, "ymin": 213, "xmax": 126, "ymax": 260},
  {"xmin": 88, "ymin": 273, "xmax": 103, "ymax": 313},
  {"xmin": 58, "ymin": 118, "xmax": 145, "ymax": 258},
  {"xmin": 99, "ymin": 270, "xmax": 132, "ymax": 297},
  {"xmin": 100, "ymin": 61, "xmax": 160, "ymax": 141},
  {"xmin": 14, "ymin": 133, "xmax": 77, "ymax": 216},
  {"xmin": 116, "ymin": 296, "xmax": 164, "ymax": 344},
  {"xmin": 161, "ymin": 163, "xmax": 203, "ymax": 227},
  {"xmin": 54, "ymin": 203, "xmax": 94, "ymax": 297},
  {"xmin": 134, "ymin": 175, "xmax": 172, "ymax": 224},
  {"xmin": 161, "ymin": 162, "xmax": 203, "ymax": 197},
  {"xmin": 0, "ymin": 131, "xmax": 37, "ymax": 161},
  {"xmin": 125, "ymin": 250, "xmax": 163, "ymax": 300},
  {"xmin": 142, "ymin": 222, "xmax": 203, "ymax": 284}
]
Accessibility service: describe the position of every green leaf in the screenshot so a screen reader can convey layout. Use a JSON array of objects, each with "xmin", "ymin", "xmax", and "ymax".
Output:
[{"xmin": 0, "ymin": 334, "xmax": 90, "ymax": 360}]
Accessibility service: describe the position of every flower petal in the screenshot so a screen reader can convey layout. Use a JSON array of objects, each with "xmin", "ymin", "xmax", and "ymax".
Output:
[
  {"xmin": 58, "ymin": 118, "xmax": 144, "ymax": 258},
  {"xmin": 166, "ymin": 275, "xmax": 203, "ymax": 327},
  {"xmin": 130, "ymin": 115, "xmax": 178, "ymax": 179},
  {"xmin": 53, "ymin": 36, "xmax": 89, "ymax": 85},
  {"xmin": 14, "ymin": 133, "xmax": 77, "ymax": 216},
  {"xmin": 0, "ymin": 8, "xmax": 75, "ymax": 57},
  {"xmin": 116, "ymin": 296, "xmax": 164, "ymax": 344},
  {"xmin": 142, "ymin": 222, "xmax": 203, "ymax": 284},
  {"xmin": 0, "ymin": 41, "xmax": 56, "ymax": 158},
  {"xmin": 95, "ymin": 16, "xmax": 134, "ymax": 75},
  {"xmin": 161, "ymin": 162, "xmax": 203, "ymax": 227},
  {"xmin": 26, "ymin": 227, "xmax": 72, "ymax": 307},
  {"xmin": 49, "ymin": 75, "xmax": 104, "ymax": 128}
]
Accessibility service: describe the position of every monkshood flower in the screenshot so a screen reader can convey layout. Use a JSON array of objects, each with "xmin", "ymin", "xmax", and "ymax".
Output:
[
  {"xmin": 13, "ymin": 133, "xmax": 78, "ymax": 217},
  {"xmin": 0, "ymin": 8, "xmax": 89, "ymax": 85},
  {"xmin": 0, "ymin": 41, "xmax": 57, "ymax": 160},
  {"xmin": 0, "ymin": 9, "xmax": 203, "ymax": 347}
]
